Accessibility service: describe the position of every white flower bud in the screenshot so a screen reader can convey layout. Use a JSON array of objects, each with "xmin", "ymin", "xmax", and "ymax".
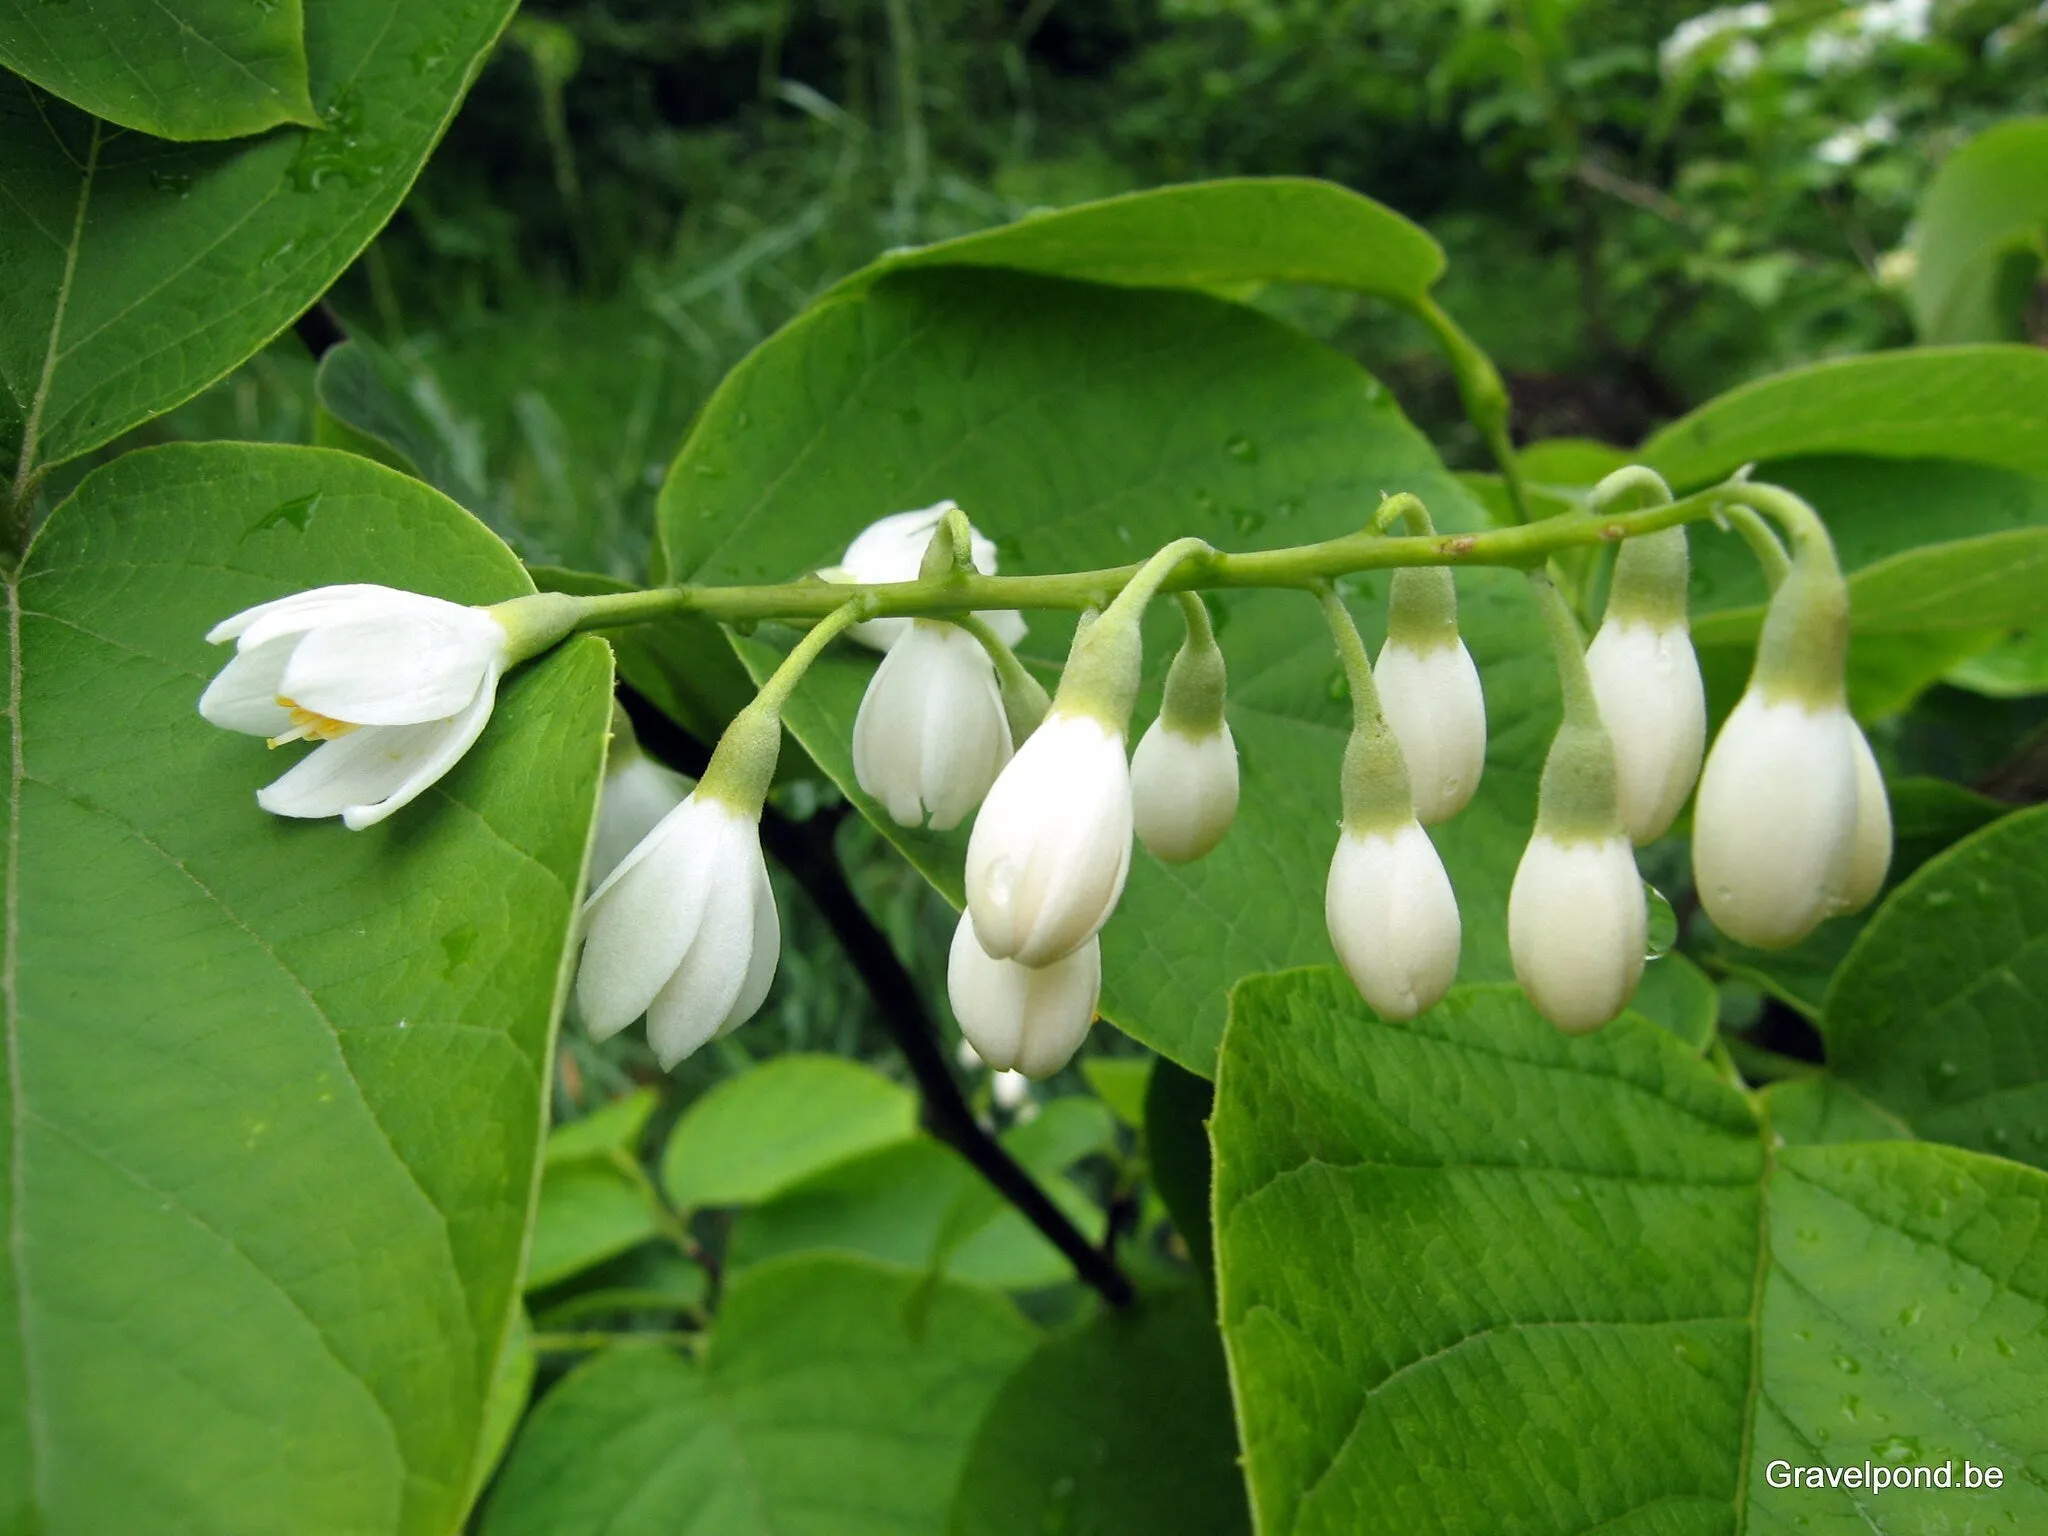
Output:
[
  {"xmin": 199, "ymin": 583, "xmax": 512, "ymax": 828},
  {"xmin": 1130, "ymin": 719, "xmax": 1239, "ymax": 863},
  {"xmin": 1835, "ymin": 722, "xmax": 1893, "ymax": 915},
  {"xmin": 1325, "ymin": 820, "xmax": 1461, "ymax": 1019},
  {"xmin": 1584, "ymin": 617, "xmax": 1706, "ymax": 844},
  {"xmin": 590, "ymin": 753, "xmax": 692, "ymax": 886},
  {"xmin": 824, "ymin": 501, "xmax": 1027, "ymax": 652},
  {"xmin": 1692, "ymin": 692, "xmax": 1859, "ymax": 948},
  {"xmin": 991, "ymin": 1069, "xmax": 1034, "ymax": 1112},
  {"xmin": 1373, "ymin": 638, "xmax": 1487, "ymax": 824},
  {"xmin": 575, "ymin": 793, "xmax": 780, "ymax": 1068},
  {"xmin": 1508, "ymin": 833, "xmax": 1647, "ymax": 1033},
  {"xmin": 965, "ymin": 709, "xmax": 1133, "ymax": 967},
  {"xmin": 947, "ymin": 913, "xmax": 1101, "ymax": 1079},
  {"xmin": 852, "ymin": 620, "xmax": 1014, "ymax": 830}
]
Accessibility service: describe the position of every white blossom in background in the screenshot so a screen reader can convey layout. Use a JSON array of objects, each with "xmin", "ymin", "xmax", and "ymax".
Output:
[
  {"xmin": 1815, "ymin": 114, "xmax": 1898, "ymax": 167},
  {"xmin": 852, "ymin": 620, "xmax": 1014, "ymax": 830},
  {"xmin": 199, "ymin": 583, "xmax": 512, "ymax": 829},
  {"xmin": 822, "ymin": 501, "xmax": 1027, "ymax": 652},
  {"xmin": 1659, "ymin": 3, "xmax": 1773, "ymax": 75},
  {"xmin": 947, "ymin": 914, "xmax": 1101, "ymax": 1079},
  {"xmin": 576, "ymin": 794, "xmax": 780, "ymax": 1068},
  {"xmin": 965, "ymin": 709, "xmax": 1133, "ymax": 967}
]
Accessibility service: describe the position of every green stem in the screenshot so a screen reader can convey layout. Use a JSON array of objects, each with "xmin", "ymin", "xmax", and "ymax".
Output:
[
  {"xmin": 1318, "ymin": 585, "xmax": 1414, "ymax": 832},
  {"xmin": 698, "ymin": 599, "xmax": 867, "ymax": 812},
  {"xmin": 1056, "ymin": 537, "xmax": 1213, "ymax": 728},
  {"xmin": 957, "ymin": 611, "xmax": 1051, "ymax": 739},
  {"xmin": 1720, "ymin": 501, "xmax": 1792, "ymax": 591},
  {"xmin": 752, "ymin": 599, "xmax": 869, "ymax": 715},
  {"xmin": 1406, "ymin": 294, "xmax": 1530, "ymax": 524},
  {"xmin": 1528, "ymin": 571, "xmax": 1621, "ymax": 840},
  {"xmin": 553, "ymin": 488, "xmax": 1732, "ymax": 631},
  {"xmin": 1530, "ymin": 572, "xmax": 1600, "ymax": 731},
  {"xmin": 1317, "ymin": 586, "xmax": 1385, "ymax": 730}
]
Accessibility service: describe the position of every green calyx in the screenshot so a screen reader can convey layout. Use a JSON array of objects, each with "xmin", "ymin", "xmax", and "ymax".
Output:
[
  {"xmin": 1054, "ymin": 537, "xmax": 1211, "ymax": 731},
  {"xmin": 1590, "ymin": 469, "xmax": 1688, "ymax": 631},
  {"xmin": 1157, "ymin": 593, "xmax": 1228, "ymax": 737},
  {"xmin": 1377, "ymin": 498, "xmax": 1461, "ymax": 654},
  {"xmin": 958, "ymin": 612, "xmax": 1053, "ymax": 742},
  {"xmin": 488, "ymin": 591, "xmax": 582, "ymax": 665},
  {"xmin": 1730, "ymin": 483, "xmax": 1849, "ymax": 708},
  {"xmin": 1318, "ymin": 586, "xmax": 1413, "ymax": 835},
  {"xmin": 1529, "ymin": 572, "xmax": 1622, "ymax": 842}
]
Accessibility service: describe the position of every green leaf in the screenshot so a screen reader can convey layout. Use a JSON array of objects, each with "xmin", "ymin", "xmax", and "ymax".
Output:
[
  {"xmin": 313, "ymin": 336, "xmax": 486, "ymax": 507},
  {"xmin": 1763, "ymin": 1077, "xmax": 1912, "ymax": 1148},
  {"xmin": 1825, "ymin": 804, "xmax": 2048, "ymax": 1172},
  {"xmin": 1640, "ymin": 347, "xmax": 2048, "ymax": 488},
  {"xmin": 527, "ymin": 1162, "xmax": 662, "ymax": 1291},
  {"xmin": 1947, "ymin": 628, "xmax": 2048, "ymax": 700},
  {"xmin": 1630, "ymin": 952, "xmax": 1718, "ymax": 1053},
  {"xmin": 0, "ymin": 0, "xmax": 318, "ymax": 141},
  {"xmin": 0, "ymin": 0, "xmax": 518, "ymax": 482},
  {"xmin": 1080, "ymin": 1056, "xmax": 1152, "ymax": 1130},
  {"xmin": 1912, "ymin": 118, "xmax": 2048, "ymax": 345},
  {"xmin": 660, "ymin": 1054, "xmax": 920, "ymax": 1212},
  {"xmin": 727, "ymin": 1135, "xmax": 1106, "ymax": 1292},
  {"xmin": 949, "ymin": 1282, "xmax": 1251, "ymax": 1536},
  {"xmin": 830, "ymin": 177, "xmax": 1444, "ymax": 304},
  {"xmin": 481, "ymin": 1256, "xmax": 1038, "ymax": 1536},
  {"xmin": 545, "ymin": 1087, "xmax": 661, "ymax": 1166},
  {"xmin": 664, "ymin": 266, "xmax": 1531, "ymax": 1076},
  {"xmin": 1145, "ymin": 1056, "xmax": 1216, "ymax": 1282},
  {"xmin": 466, "ymin": 1305, "xmax": 535, "ymax": 1510},
  {"xmin": 1212, "ymin": 975, "xmax": 2048, "ymax": 1534},
  {"xmin": 1704, "ymin": 777, "xmax": 2012, "ymax": 1021},
  {"xmin": 0, "ymin": 442, "xmax": 611, "ymax": 1535}
]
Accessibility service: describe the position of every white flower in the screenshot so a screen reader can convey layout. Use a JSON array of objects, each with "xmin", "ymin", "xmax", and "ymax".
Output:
[
  {"xmin": 1835, "ymin": 723, "xmax": 1893, "ymax": 914},
  {"xmin": 1659, "ymin": 3, "xmax": 1774, "ymax": 74},
  {"xmin": 1508, "ymin": 833, "xmax": 1647, "ymax": 1033},
  {"xmin": 852, "ymin": 620, "xmax": 1013, "ymax": 830},
  {"xmin": 965, "ymin": 709, "xmax": 1133, "ymax": 967},
  {"xmin": 199, "ymin": 583, "xmax": 511, "ymax": 829},
  {"xmin": 575, "ymin": 793, "xmax": 780, "ymax": 1068},
  {"xmin": 1584, "ymin": 618, "xmax": 1707, "ymax": 844},
  {"xmin": 1691, "ymin": 692, "xmax": 1859, "ymax": 948},
  {"xmin": 1373, "ymin": 637, "xmax": 1487, "ymax": 824},
  {"xmin": 1130, "ymin": 718, "xmax": 1239, "ymax": 863},
  {"xmin": 947, "ymin": 913, "xmax": 1101, "ymax": 1079},
  {"xmin": 824, "ymin": 501, "xmax": 1027, "ymax": 653},
  {"xmin": 991, "ymin": 1069, "xmax": 1034, "ymax": 1113},
  {"xmin": 590, "ymin": 753, "xmax": 693, "ymax": 887},
  {"xmin": 1325, "ymin": 820, "xmax": 1461, "ymax": 1019}
]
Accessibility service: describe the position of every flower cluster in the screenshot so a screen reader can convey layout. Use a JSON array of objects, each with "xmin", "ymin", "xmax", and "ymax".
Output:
[{"xmin": 195, "ymin": 471, "xmax": 1889, "ymax": 1079}]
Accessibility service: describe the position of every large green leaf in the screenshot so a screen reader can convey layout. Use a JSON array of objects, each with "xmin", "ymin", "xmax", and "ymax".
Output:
[
  {"xmin": 1911, "ymin": 118, "xmax": 2048, "ymax": 345},
  {"xmin": 481, "ymin": 1255, "xmax": 1038, "ymax": 1536},
  {"xmin": 830, "ymin": 177, "xmax": 1444, "ymax": 303},
  {"xmin": 0, "ymin": 442, "xmax": 611, "ymax": 1534},
  {"xmin": 0, "ymin": 0, "xmax": 517, "ymax": 484},
  {"xmin": 1212, "ymin": 975, "xmax": 2048, "ymax": 1534},
  {"xmin": 1825, "ymin": 804, "xmax": 2048, "ymax": 1172},
  {"xmin": 1639, "ymin": 347, "xmax": 2048, "ymax": 488},
  {"xmin": 0, "ymin": 0, "xmax": 318, "ymax": 141},
  {"xmin": 662, "ymin": 266, "xmax": 1543, "ymax": 1076},
  {"xmin": 949, "ymin": 1282, "xmax": 1251, "ymax": 1536}
]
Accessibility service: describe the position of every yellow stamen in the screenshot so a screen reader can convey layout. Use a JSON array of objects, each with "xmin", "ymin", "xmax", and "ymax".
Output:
[{"xmin": 268, "ymin": 698, "xmax": 361, "ymax": 748}]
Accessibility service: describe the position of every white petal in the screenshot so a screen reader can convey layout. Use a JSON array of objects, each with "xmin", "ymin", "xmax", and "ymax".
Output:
[
  {"xmin": 1325, "ymin": 821, "xmax": 1461, "ymax": 1019},
  {"xmin": 1586, "ymin": 620, "xmax": 1706, "ymax": 844},
  {"xmin": 1011, "ymin": 939, "xmax": 1102, "ymax": 1079},
  {"xmin": 1131, "ymin": 720, "xmax": 1240, "ymax": 864},
  {"xmin": 589, "ymin": 756, "xmax": 693, "ymax": 887},
  {"xmin": 1508, "ymin": 833, "xmax": 1646, "ymax": 1032},
  {"xmin": 339, "ymin": 668, "xmax": 500, "ymax": 829},
  {"xmin": 279, "ymin": 605, "xmax": 507, "ymax": 726},
  {"xmin": 206, "ymin": 583, "xmax": 417, "ymax": 645},
  {"xmin": 947, "ymin": 915, "xmax": 1100, "ymax": 1078},
  {"xmin": 254, "ymin": 670, "xmax": 497, "ymax": 829},
  {"xmin": 197, "ymin": 634, "xmax": 298, "ymax": 736},
  {"xmin": 917, "ymin": 629, "xmax": 1012, "ymax": 830},
  {"xmin": 575, "ymin": 797, "xmax": 726, "ymax": 1038},
  {"xmin": 645, "ymin": 821, "xmax": 765, "ymax": 1066},
  {"xmin": 853, "ymin": 634, "xmax": 937, "ymax": 825},
  {"xmin": 1374, "ymin": 640, "xmax": 1487, "ymax": 824},
  {"xmin": 1834, "ymin": 723, "xmax": 1893, "ymax": 914},
  {"xmin": 716, "ymin": 854, "xmax": 782, "ymax": 1041},
  {"xmin": 834, "ymin": 503, "xmax": 1026, "ymax": 652}
]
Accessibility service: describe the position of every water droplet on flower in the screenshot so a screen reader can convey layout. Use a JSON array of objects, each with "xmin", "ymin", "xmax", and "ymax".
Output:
[{"xmin": 1643, "ymin": 883, "xmax": 1677, "ymax": 957}]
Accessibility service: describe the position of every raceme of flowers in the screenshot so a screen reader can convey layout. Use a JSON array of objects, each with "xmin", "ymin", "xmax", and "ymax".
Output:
[{"xmin": 196, "ymin": 475, "xmax": 1892, "ymax": 1079}]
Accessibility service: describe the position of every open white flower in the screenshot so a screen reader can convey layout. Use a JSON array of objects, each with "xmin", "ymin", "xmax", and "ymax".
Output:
[
  {"xmin": 965, "ymin": 709, "xmax": 1133, "ymax": 967},
  {"xmin": 199, "ymin": 583, "xmax": 512, "ymax": 829},
  {"xmin": 1130, "ymin": 717, "xmax": 1239, "ymax": 863},
  {"xmin": 853, "ymin": 620, "xmax": 1013, "ymax": 830},
  {"xmin": 1585, "ymin": 618, "xmax": 1706, "ymax": 844},
  {"xmin": 824, "ymin": 501, "xmax": 1027, "ymax": 652},
  {"xmin": 1374, "ymin": 637, "xmax": 1487, "ymax": 825},
  {"xmin": 1325, "ymin": 820, "xmax": 1461, "ymax": 1019},
  {"xmin": 575, "ymin": 793, "xmax": 780, "ymax": 1068},
  {"xmin": 947, "ymin": 913, "xmax": 1101, "ymax": 1079},
  {"xmin": 1508, "ymin": 832, "xmax": 1646, "ymax": 1033},
  {"xmin": 1692, "ymin": 692, "xmax": 1860, "ymax": 948}
]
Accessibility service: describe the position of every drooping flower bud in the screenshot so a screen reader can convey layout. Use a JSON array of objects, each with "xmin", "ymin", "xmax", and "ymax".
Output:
[
  {"xmin": 853, "ymin": 619, "xmax": 1013, "ymax": 830},
  {"xmin": 590, "ymin": 703, "xmax": 693, "ymax": 885},
  {"xmin": 964, "ymin": 539, "xmax": 1207, "ymax": 966},
  {"xmin": 1583, "ymin": 506, "xmax": 1706, "ymax": 843},
  {"xmin": 1692, "ymin": 489, "xmax": 1881, "ymax": 949},
  {"xmin": 1508, "ymin": 575, "xmax": 1645, "ymax": 1032},
  {"xmin": 1317, "ymin": 587, "xmax": 1462, "ymax": 1018},
  {"xmin": 1374, "ymin": 565, "xmax": 1486, "ymax": 825},
  {"xmin": 947, "ymin": 913, "xmax": 1101, "ymax": 1079},
  {"xmin": 822, "ymin": 501, "xmax": 1025, "ymax": 652},
  {"xmin": 1131, "ymin": 595, "xmax": 1238, "ymax": 863}
]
